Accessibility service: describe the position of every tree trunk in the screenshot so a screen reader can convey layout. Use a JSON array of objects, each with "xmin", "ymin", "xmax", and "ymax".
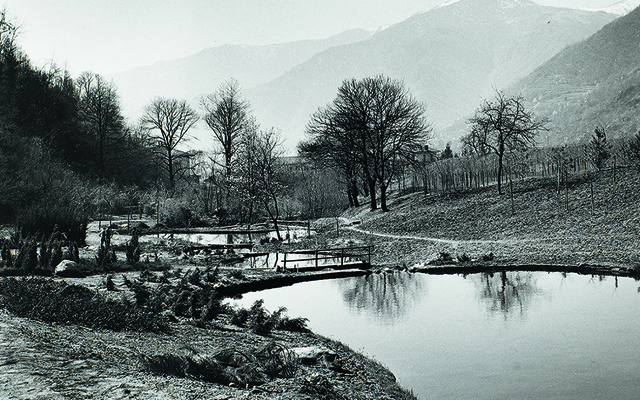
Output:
[
  {"xmin": 368, "ymin": 178, "xmax": 377, "ymax": 210},
  {"xmin": 380, "ymin": 183, "xmax": 388, "ymax": 212},
  {"xmin": 347, "ymin": 186, "xmax": 354, "ymax": 208},
  {"xmin": 351, "ymin": 179, "xmax": 360, "ymax": 207},
  {"xmin": 497, "ymin": 152, "xmax": 504, "ymax": 195},
  {"xmin": 167, "ymin": 148, "xmax": 174, "ymax": 191}
]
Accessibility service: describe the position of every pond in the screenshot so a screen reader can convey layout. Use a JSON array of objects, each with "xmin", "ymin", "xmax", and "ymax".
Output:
[
  {"xmin": 230, "ymin": 271, "xmax": 640, "ymax": 400},
  {"xmin": 137, "ymin": 228, "xmax": 314, "ymax": 246}
]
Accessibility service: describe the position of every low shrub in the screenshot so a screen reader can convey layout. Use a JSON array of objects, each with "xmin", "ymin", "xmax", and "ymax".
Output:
[
  {"xmin": 247, "ymin": 300, "xmax": 281, "ymax": 336},
  {"xmin": 229, "ymin": 269, "xmax": 245, "ymax": 281},
  {"xmin": 0, "ymin": 277, "xmax": 169, "ymax": 332},
  {"xmin": 456, "ymin": 253, "xmax": 471, "ymax": 263},
  {"xmin": 276, "ymin": 316, "xmax": 310, "ymax": 332},
  {"xmin": 126, "ymin": 228, "xmax": 141, "ymax": 265},
  {"xmin": 141, "ymin": 343, "xmax": 298, "ymax": 387},
  {"xmin": 232, "ymin": 300, "xmax": 309, "ymax": 335},
  {"xmin": 437, "ymin": 252, "xmax": 453, "ymax": 264},
  {"xmin": 105, "ymin": 274, "xmax": 116, "ymax": 291},
  {"xmin": 96, "ymin": 227, "xmax": 117, "ymax": 270},
  {"xmin": 482, "ymin": 252, "xmax": 495, "ymax": 261}
]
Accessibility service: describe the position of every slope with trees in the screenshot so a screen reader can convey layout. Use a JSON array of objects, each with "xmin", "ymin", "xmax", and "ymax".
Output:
[{"xmin": 514, "ymin": 5, "xmax": 640, "ymax": 146}]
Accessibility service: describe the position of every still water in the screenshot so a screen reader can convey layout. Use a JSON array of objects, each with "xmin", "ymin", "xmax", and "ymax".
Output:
[{"xmin": 231, "ymin": 271, "xmax": 640, "ymax": 400}]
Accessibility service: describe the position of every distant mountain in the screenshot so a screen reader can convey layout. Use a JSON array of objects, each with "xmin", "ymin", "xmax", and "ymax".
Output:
[
  {"xmin": 246, "ymin": 0, "xmax": 616, "ymax": 152},
  {"xmin": 512, "ymin": 5, "xmax": 640, "ymax": 146},
  {"xmin": 108, "ymin": 0, "xmax": 617, "ymax": 154},
  {"xmin": 587, "ymin": 0, "xmax": 640, "ymax": 15},
  {"xmin": 108, "ymin": 29, "xmax": 374, "ymax": 121}
]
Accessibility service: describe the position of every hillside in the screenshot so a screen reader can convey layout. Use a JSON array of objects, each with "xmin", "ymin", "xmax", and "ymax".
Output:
[
  {"xmin": 247, "ymin": 0, "xmax": 616, "ymax": 152},
  {"xmin": 338, "ymin": 167, "xmax": 640, "ymax": 269},
  {"xmin": 107, "ymin": 0, "xmax": 616, "ymax": 154},
  {"xmin": 108, "ymin": 29, "xmax": 374, "ymax": 120},
  {"xmin": 514, "ymin": 5, "xmax": 640, "ymax": 146}
]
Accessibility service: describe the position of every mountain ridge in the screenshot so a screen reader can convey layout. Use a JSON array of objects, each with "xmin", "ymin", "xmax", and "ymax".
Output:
[
  {"xmin": 107, "ymin": 0, "xmax": 618, "ymax": 154},
  {"xmin": 512, "ymin": 5, "xmax": 640, "ymax": 145},
  {"xmin": 108, "ymin": 29, "xmax": 374, "ymax": 121},
  {"xmin": 245, "ymin": 0, "xmax": 616, "ymax": 152}
]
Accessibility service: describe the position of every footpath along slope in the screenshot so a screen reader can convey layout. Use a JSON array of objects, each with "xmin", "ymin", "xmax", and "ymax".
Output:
[{"xmin": 335, "ymin": 168, "xmax": 640, "ymax": 271}]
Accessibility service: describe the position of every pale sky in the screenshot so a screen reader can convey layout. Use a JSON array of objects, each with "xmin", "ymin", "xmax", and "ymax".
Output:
[{"xmin": 2, "ymin": 0, "xmax": 628, "ymax": 77}]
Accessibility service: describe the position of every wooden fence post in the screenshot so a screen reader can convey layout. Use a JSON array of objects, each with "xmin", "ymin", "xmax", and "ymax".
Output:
[{"xmin": 590, "ymin": 180, "xmax": 594, "ymax": 216}]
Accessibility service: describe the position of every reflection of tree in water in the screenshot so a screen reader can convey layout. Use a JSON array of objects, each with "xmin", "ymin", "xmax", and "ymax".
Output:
[
  {"xmin": 476, "ymin": 271, "xmax": 539, "ymax": 318},
  {"xmin": 339, "ymin": 273, "xmax": 425, "ymax": 323}
]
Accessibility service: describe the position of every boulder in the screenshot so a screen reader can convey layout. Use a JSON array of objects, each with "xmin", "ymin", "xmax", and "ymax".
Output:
[
  {"xmin": 292, "ymin": 346, "xmax": 337, "ymax": 366},
  {"xmin": 55, "ymin": 260, "xmax": 85, "ymax": 278}
]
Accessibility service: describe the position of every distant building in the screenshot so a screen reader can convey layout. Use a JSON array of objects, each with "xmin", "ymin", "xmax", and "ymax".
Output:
[
  {"xmin": 280, "ymin": 155, "xmax": 311, "ymax": 173},
  {"xmin": 173, "ymin": 149, "xmax": 201, "ymax": 184}
]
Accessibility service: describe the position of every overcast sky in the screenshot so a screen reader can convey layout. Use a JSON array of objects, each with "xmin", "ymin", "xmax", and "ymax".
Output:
[{"xmin": 2, "ymin": 0, "xmax": 630, "ymax": 76}]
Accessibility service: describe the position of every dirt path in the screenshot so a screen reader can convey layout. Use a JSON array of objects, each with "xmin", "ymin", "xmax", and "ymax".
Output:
[{"xmin": 343, "ymin": 224, "xmax": 538, "ymax": 245}]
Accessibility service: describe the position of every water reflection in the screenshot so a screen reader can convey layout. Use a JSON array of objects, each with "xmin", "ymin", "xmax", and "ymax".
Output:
[
  {"xmin": 338, "ymin": 272, "xmax": 425, "ymax": 323},
  {"xmin": 474, "ymin": 271, "xmax": 539, "ymax": 318}
]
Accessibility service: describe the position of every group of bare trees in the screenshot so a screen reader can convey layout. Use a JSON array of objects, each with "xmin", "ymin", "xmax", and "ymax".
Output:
[{"xmin": 300, "ymin": 75, "xmax": 432, "ymax": 211}]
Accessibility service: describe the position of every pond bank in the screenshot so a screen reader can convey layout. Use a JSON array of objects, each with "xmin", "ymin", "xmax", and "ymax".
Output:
[
  {"xmin": 412, "ymin": 262, "xmax": 640, "ymax": 278},
  {"xmin": 218, "ymin": 268, "xmax": 372, "ymax": 296}
]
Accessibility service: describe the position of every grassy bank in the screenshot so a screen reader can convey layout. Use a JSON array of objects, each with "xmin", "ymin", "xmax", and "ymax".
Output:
[
  {"xmin": 0, "ymin": 271, "xmax": 417, "ymax": 400},
  {"xmin": 338, "ymin": 167, "xmax": 640, "ymax": 269}
]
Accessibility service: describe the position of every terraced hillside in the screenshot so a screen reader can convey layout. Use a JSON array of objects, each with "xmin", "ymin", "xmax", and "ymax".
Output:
[{"xmin": 515, "ymin": 5, "xmax": 640, "ymax": 146}]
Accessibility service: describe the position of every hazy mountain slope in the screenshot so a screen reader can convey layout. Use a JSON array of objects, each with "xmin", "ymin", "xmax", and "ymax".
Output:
[
  {"xmin": 246, "ymin": 0, "xmax": 616, "ymax": 152},
  {"xmin": 588, "ymin": 0, "xmax": 640, "ymax": 15},
  {"xmin": 514, "ymin": 5, "xmax": 640, "ymax": 145},
  {"xmin": 108, "ymin": 29, "xmax": 374, "ymax": 120}
]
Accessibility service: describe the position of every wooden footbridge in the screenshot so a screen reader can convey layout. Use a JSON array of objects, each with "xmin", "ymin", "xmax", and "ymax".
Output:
[{"xmin": 244, "ymin": 245, "xmax": 373, "ymax": 272}]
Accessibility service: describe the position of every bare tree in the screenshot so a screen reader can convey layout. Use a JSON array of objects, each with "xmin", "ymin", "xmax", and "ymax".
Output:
[
  {"xmin": 236, "ymin": 126, "xmax": 286, "ymax": 239},
  {"xmin": 77, "ymin": 72, "xmax": 126, "ymax": 182},
  {"xmin": 232, "ymin": 119, "xmax": 261, "ymax": 226},
  {"xmin": 300, "ymin": 110, "xmax": 361, "ymax": 208},
  {"xmin": 304, "ymin": 75, "xmax": 431, "ymax": 211},
  {"xmin": 141, "ymin": 98, "xmax": 198, "ymax": 191},
  {"xmin": 463, "ymin": 91, "xmax": 547, "ymax": 195},
  {"xmin": 200, "ymin": 79, "xmax": 249, "ymax": 182}
]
